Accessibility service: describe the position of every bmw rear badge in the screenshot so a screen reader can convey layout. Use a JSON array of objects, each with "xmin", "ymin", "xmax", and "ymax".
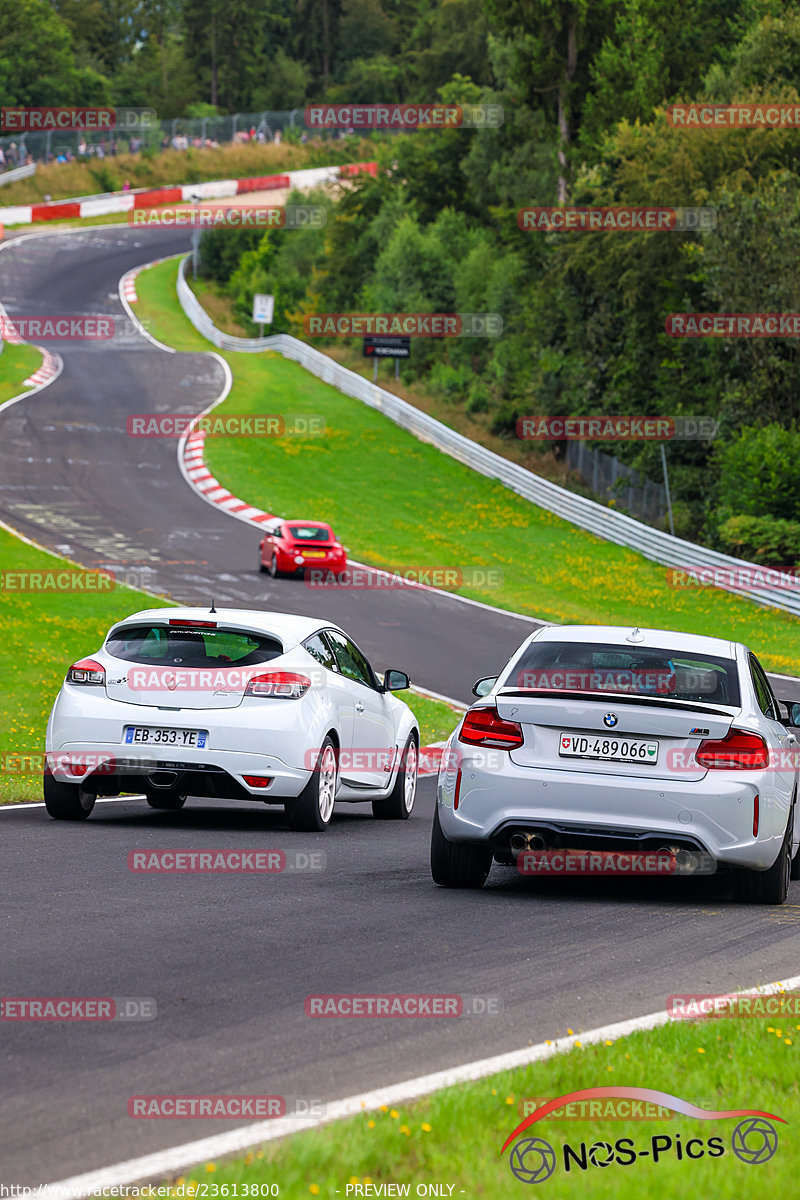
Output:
[{"xmin": 603, "ymin": 713, "xmax": 618, "ymax": 728}]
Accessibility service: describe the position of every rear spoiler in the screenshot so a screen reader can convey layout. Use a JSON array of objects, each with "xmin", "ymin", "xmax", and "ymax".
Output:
[{"xmin": 495, "ymin": 689, "xmax": 736, "ymax": 717}]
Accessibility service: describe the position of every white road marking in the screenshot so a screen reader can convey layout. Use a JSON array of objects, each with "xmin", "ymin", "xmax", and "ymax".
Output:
[{"xmin": 44, "ymin": 973, "xmax": 800, "ymax": 1195}]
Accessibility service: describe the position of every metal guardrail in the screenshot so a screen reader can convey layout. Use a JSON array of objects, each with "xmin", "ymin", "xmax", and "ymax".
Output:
[
  {"xmin": 0, "ymin": 163, "xmax": 36, "ymax": 187},
  {"xmin": 176, "ymin": 257, "xmax": 800, "ymax": 618}
]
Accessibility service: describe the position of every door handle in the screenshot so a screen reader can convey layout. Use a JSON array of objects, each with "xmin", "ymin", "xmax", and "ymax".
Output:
[{"xmin": 356, "ymin": 702, "xmax": 365, "ymax": 713}]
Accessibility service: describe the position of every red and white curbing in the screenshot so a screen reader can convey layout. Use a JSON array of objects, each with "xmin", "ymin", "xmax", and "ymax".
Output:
[
  {"xmin": 0, "ymin": 301, "xmax": 61, "ymax": 391},
  {"xmin": 182, "ymin": 430, "xmax": 276, "ymax": 523},
  {"xmin": 122, "ymin": 269, "xmax": 141, "ymax": 304},
  {"xmin": 23, "ymin": 348, "xmax": 59, "ymax": 387},
  {"xmin": 0, "ymin": 162, "xmax": 377, "ymax": 226}
]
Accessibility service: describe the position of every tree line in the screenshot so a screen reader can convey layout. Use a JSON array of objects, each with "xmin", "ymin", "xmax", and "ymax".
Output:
[{"xmin": 4, "ymin": 0, "xmax": 800, "ymax": 554}]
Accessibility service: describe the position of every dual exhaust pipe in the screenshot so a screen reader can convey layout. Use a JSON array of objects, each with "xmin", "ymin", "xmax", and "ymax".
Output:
[
  {"xmin": 510, "ymin": 833, "xmax": 698, "ymax": 871},
  {"xmin": 510, "ymin": 832, "xmax": 546, "ymax": 853}
]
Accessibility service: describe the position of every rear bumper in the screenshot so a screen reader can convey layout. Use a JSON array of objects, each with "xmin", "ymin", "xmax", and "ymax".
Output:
[
  {"xmin": 45, "ymin": 742, "xmax": 310, "ymax": 800},
  {"xmin": 437, "ymin": 745, "xmax": 793, "ymax": 871},
  {"xmin": 45, "ymin": 688, "xmax": 332, "ymax": 800}
]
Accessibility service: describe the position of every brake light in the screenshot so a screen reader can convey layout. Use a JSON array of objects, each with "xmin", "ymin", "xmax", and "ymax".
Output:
[
  {"xmin": 458, "ymin": 707, "xmax": 523, "ymax": 749},
  {"xmin": 243, "ymin": 775, "xmax": 273, "ymax": 788},
  {"xmin": 169, "ymin": 619, "xmax": 217, "ymax": 628},
  {"xmin": 245, "ymin": 672, "xmax": 311, "ymax": 699},
  {"xmin": 66, "ymin": 658, "xmax": 105, "ymax": 686},
  {"xmin": 695, "ymin": 728, "xmax": 769, "ymax": 770}
]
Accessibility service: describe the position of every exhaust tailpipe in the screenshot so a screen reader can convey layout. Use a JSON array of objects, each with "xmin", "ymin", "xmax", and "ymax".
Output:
[
  {"xmin": 147, "ymin": 770, "xmax": 179, "ymax": 790},
  {"xmin": 510, "ymin": 832, "xmax": 546, "ymax": 853}
]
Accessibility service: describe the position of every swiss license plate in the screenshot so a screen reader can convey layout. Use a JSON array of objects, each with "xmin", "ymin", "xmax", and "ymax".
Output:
[
  {"xmin": 302, "ymin": 550, "xmax": 326, "ymax": 558},
  {"xmin": 124, "ymin": 727, "xmax": 207, "ymax": 748},
  {"xmin": 558, "ymin": 733, "xmax": 658, "ymax": 764}
]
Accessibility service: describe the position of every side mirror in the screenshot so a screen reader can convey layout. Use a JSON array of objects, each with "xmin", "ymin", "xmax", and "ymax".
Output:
[
  {"xmin": 384, "ymin": 669, "xmax": 410, "ymax": 692},
  {"xmin": 472, "ymin": 676, "xmax": 497, "ymax": 698},
  {"xmin": 781, "ymin": 700, "xmax": 800, "ymax": 727}
]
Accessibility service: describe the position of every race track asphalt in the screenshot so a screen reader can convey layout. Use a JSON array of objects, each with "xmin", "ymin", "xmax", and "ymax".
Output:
[{"xmin": 1, "ymin": 227, "xmax": 799, "ymax": 1185}]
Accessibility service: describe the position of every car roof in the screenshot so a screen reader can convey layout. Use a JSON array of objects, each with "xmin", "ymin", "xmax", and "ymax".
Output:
[
  {"xmin": 279, "ymin": 519, "xmax": 334, "ymax": 529},
  {"xmin": 528, "ymin": 624, "xmax": 741, "ymax": 658},
  {"xmin": 106, "ymin": 607, "xmax": 334, "ymax": 649}
]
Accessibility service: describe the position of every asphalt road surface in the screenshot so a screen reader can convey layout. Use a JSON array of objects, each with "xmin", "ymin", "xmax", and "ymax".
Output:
[{"xmin": 1, "ymin": 227, "xmax": 799, "ymax": 1185}]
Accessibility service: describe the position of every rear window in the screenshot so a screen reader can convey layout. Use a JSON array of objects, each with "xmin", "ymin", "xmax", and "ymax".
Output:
[
  {"xmin": 288, "ymin": 525, "xmax": 330, "ymax": 542},
  {"xmin": 509, "ymin": 641, "xmax": 740, "ymax": 706},
  {"xmin": 107, "ymin": 624, "xmax": 284, "ymax": 667}
]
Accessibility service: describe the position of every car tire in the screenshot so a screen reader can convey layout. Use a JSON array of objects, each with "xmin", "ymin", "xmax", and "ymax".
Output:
[
  {"xmin": 145, "ymin": 790, "xmax": 187, "ymax": 810},
  {"xmin": 285, "ymin": 737, "xmax": 337, "ymax": 832},
  {"xmin": 736, "ymin": 811, "xmax": 793, "ymax": 904},
  {"xmin": 43, "ymin": 772, "xmax": 96, "ymax": 821},
  {"xmin": 430, "ymin": 804, "xmax": 491, "ymax": 888},
  {"xmin": 372, "ymin": 734, "xmax": 418, "ymax": 820},
  {"xmin": 268, "ymin": 554, "xmax": 281, "ymax": 579}
]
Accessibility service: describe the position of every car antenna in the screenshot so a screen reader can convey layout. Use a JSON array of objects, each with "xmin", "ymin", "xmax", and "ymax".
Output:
[{"xmin": 210, "ymin": 599, "xmax": 217, "ymax": 613}]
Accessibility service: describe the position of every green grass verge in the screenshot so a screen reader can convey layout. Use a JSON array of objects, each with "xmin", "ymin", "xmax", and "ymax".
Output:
[
  {"xmin": 135, "ymin": 257, "xmax": 800, "ymax": 676},
  {"xmin": 0, "ymin": 341, "xmax": 42, "ymax": 403},
  {"xmin": 160, "ymin": 1015, "xmax": 797, "ymax": 1196},
  {"xmin": 0, "ymin": 527, "xmax": 165, "ymax": 804},
  {"xmin": 0, "ymin": 525, "xmax": 457, "ymax": 804}
]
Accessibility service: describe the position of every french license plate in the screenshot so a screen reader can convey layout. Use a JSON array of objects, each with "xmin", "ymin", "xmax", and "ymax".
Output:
[
  {"xmin": 559, "ymin": 733, "xmax": 658, "ymax": 763},
  {"xmin": 302, "ymin": 550, "xmax": 326, "ymax": 558},
  {"xmin": 124, "ymin": 727, "xmax": 207, "ymax": 748}
]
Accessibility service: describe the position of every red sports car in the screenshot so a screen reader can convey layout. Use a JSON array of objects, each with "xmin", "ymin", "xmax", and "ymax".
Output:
[{"xmin": 258, "ymin": 519, "xmax": 347, "ymax": 578}]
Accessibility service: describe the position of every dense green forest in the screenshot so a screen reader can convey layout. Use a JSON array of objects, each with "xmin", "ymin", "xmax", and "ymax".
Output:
[{"xmin": 5, "ymin": 0, "xmax": 800, "ymax": 555}]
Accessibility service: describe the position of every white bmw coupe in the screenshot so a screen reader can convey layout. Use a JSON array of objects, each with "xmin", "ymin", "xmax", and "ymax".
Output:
[
  {"xmin": 45, "ymin": 607, "xmax": 419, "ymax": 831},
  {"xmin": 433, "ymin": 624, "xmax": 800, "ymax": 903}
]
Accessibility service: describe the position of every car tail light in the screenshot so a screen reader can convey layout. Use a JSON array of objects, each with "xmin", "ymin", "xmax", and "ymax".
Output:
[
  {"xmin": 695, "ymin": 728, "xmax": 769, "ymax": 770},
  {"xmin": 458, "ymin": 707, "xmax": 523, "ymax": 749},
  {"xmin": 453, "ymin": 768, "xmax": 463, "ymax": 810},
  {"xmin": 753, "ymin": 795, "xmax": 759, "ymax": 837},
  {"xmin": 66, "ymin": 658, "xmax": 105, "ymax": 686},
  {"xmin": 244, "ymin": 672, "xmax": 311, "ymax": 699},
  {"xmin": 243, "ymin": 775, "xmax": 272, "ymax": 788}
]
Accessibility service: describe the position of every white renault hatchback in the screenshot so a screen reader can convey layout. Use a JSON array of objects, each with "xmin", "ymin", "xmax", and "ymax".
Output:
[
  {"xmin": 45, "ymin": 607, "xmax": 419, "ymax": 831},
  {"xmin": 433, "ymin": 625, "xmax": 800, "ymax": 903}
]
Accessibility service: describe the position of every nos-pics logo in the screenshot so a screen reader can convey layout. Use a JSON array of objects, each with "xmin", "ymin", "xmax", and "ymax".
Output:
[{"xmin": 502, "ymin": 1088, "xmax": 782, "ymax": 1184}]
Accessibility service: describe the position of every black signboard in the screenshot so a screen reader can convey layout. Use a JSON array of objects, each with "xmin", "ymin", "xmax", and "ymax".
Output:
[{"xmin": 363, "ymin": 336, "xmax": 411, "ymax": 359}]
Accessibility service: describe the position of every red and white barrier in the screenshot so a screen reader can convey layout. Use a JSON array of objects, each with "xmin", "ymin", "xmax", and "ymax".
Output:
[{"xmin": 0, "ymin": 162, "xmax": 378, "ymax": 226}]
